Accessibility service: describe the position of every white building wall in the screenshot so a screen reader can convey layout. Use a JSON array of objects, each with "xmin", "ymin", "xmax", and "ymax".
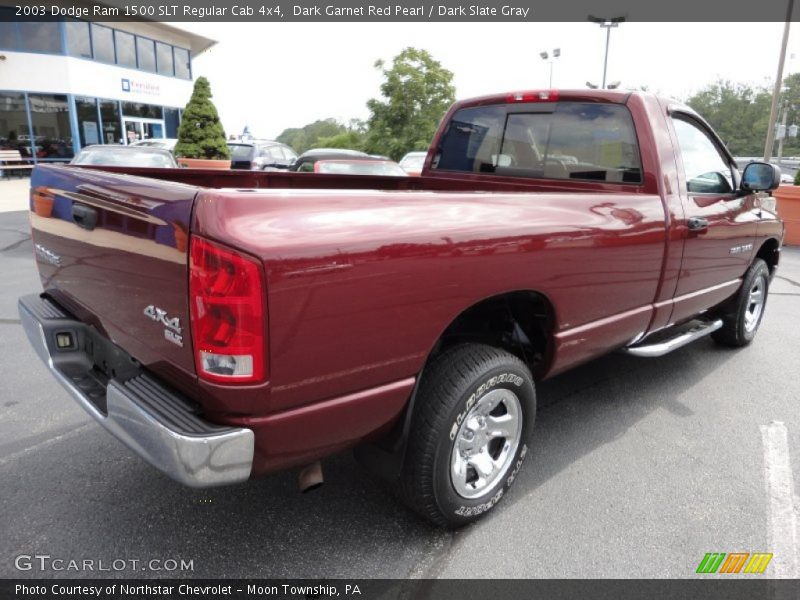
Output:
[{"xmin": 0, "ymin": 51, "xmax": 193, "ymax": 107}]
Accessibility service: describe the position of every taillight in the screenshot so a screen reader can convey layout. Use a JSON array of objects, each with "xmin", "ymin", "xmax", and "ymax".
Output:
[
  {"xmin": 189, "ymin": 236, "xmax": 266, "ymax": 384},
  {"xmin": 505, "ymin": 90, "xmax": 559, "ymax": 103}
]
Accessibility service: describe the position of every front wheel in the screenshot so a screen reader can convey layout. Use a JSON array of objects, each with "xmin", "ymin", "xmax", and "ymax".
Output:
[
  {"xmin": 398, "ymin": 344, "xmax": 535, "ymax": 527},
  {"xmin": 712, "ymin": 258, "xmax": 770, "ymax": 347}
]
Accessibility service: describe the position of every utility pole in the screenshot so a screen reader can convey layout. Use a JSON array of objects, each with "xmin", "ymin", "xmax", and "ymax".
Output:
[
  {"xmin": 588, "ymin": 16, "xmax": 625, "ymax": 89},
  {"xmin": 764, "ymin": 0, "xmax": 794, "ymax": 162}
]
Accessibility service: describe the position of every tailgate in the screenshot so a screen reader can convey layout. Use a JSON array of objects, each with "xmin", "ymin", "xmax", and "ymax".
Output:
[{"xmin": 29, "ymin": 164, "xmax": 198, "ymax": 379}]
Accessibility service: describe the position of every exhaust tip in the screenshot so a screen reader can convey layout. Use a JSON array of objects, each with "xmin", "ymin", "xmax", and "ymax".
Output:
[{"xmin": 298, "ymin": 461, "xmax": 323, "ymax": 493}]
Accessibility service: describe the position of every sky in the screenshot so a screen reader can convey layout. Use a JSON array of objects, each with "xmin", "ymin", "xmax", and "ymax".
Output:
[{"xmin": 178, "ymin": 21, "xmax": 799, "ymax": 140}]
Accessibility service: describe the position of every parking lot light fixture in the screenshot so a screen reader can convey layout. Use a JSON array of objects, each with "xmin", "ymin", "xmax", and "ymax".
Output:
[
  {"xmin": 588, "ymin": 15, "xmax": 625, "ymax": 89},
  {"xmin": 540, "ymin": 48, "xmax": 561, "ymax": 87}
]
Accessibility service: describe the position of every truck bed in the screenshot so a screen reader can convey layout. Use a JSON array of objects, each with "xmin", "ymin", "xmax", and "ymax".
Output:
[{"xmin": 72, "ymin": 164, "xmax": 642, "ymax": 195}]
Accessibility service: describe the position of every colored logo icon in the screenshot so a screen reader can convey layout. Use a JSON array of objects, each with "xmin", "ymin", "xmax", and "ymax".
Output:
[{"xmin": 696, "ymin": 552, "xmax": 773, "ymax": 574}]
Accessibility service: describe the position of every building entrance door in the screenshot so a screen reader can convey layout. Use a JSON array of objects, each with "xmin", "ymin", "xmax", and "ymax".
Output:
[{"xmin": 123, "ymin": 118, "xmax": 165, "ymax": 145}]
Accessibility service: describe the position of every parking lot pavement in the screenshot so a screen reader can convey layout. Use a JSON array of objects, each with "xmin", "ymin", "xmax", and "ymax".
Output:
[
  {"xmin": 1, "ymin": 206, "xmax": 798, "ymax": 579},
  {"xmin": 0, "ymin": 177, "xmax": 31, "ymax": 213}
]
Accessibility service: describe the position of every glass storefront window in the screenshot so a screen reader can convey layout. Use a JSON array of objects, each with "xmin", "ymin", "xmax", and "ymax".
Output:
[
  {"xmin": 156, "ymin": 42, "xmax": 174, "ymax": 76},
  {"xmin": 0, "ymin": 92, "xmax": 32, "ymax": 157},
  {"xmin": 164, "ymin": 108, "xmax": 180, "ymax": 138},
  {"xmin": 18, "ymin": 22, "xmax": 61, "ymax": 54},
  {"xmin": 91, "ymin": 24, "xmax": 115, "ymax": 63},
  {"xmin": 100, "ymin": 101, "xmax": 122, "ymax": 145},
  {"xmin": 174, "ymin": 47, "xmax": 191, "ymax": 79},
  {"xmin": 75, "ymin": 97, "xmax": 100, "ymax": 147},
  {"xmin": 122, "ymin": 102, "xmax": 162, "ymax": 120},
  {"xmin": 28, "ymin": 94, "xmax": 74, "ymax": 160},
  {"xmin": 115, "ymin": 30, "xmax": 136, "ymax": 68},
  {"xmin": 1, "ymin": 17, "xmax": 191, "ymax": 81},
  {"xmin": 65, "ymin": 20, "xmax": 92, "ymax": 59},
  {"xmin": 136, "ymin": 37, "xmax": 156, "ymax": 72}
]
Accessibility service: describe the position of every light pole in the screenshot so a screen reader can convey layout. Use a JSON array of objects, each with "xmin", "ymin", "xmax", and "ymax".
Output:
[
  {"xmin": 539, "ymin": 48, "xmax": 561, "ymax": 87},
  {"xmin": 588, "ymin": 15, "xmax": 625, "ymax": 89},
  {"xmin": 586, "ymin": 81, "xmax": 621, "ymax": 90}
]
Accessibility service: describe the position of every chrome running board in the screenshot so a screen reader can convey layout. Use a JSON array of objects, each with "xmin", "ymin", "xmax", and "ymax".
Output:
[{"xmin": 621, "ymin": 319, "xmax": 723, "ymax": 358}]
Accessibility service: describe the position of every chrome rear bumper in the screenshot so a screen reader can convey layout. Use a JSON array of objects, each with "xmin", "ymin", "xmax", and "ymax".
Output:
[{"xmin": 18, "ymin": 294, "xmax": 254, "ymax": 488}]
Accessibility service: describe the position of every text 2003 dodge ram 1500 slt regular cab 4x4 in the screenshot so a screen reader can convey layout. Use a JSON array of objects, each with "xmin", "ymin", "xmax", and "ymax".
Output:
[{"xmin": 20, "ymin": 90, "xmax": 784, "ymax": 526}]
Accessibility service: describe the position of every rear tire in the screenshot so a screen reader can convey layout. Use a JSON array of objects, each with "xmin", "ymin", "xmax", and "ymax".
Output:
[
  {"xmin": 712, "ymin": 258, "xmax": 770, "ymax": 347},
  {"xmin": 397, "ymin": 344, "xmax": 535, "ymax": 528}
]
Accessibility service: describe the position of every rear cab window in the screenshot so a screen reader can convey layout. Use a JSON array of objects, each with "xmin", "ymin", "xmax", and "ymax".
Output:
[
  {"xmin": 228, "ymin": 144, "xmax": 254, "ymax": 160},
  {"xmin": 432, "ymin": 101, "xmax": 642, "ymax": 184}
]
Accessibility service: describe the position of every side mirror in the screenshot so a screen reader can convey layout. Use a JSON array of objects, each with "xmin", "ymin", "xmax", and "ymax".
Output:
[{"xmin": 741, "ymin": 162, "xmax": 781, "ymax": 192}]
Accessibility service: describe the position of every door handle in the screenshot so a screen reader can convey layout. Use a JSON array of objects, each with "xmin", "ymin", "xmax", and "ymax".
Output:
[
  {"xmin": 72, "ymin": 203, "xmax": 97, "ymax": 231},
  {"xmin": 687, "ymin": 216, "xmax": 709, "ymax": 231}
]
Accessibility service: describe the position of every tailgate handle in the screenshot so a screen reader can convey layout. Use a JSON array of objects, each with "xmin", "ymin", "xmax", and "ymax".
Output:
[{"xmin": 72, "ymin": 203, "xmax": 97, "ymax": 231}]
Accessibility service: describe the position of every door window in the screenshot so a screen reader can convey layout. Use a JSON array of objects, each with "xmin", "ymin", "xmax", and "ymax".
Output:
[{"xmin": 672, "ymin": 117, "xmax": 734, "ymax": 194}]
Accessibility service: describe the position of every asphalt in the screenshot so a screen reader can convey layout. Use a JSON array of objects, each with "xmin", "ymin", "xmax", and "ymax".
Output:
[{"xmin": 1, "ymin": 208, "xmax": 799, "ymax": 579}]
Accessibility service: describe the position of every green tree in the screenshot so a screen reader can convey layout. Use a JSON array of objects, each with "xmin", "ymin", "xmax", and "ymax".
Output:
[
  {"xmin": 775, "ymin": 72, "xmax": 800, "ymax": 156},
  {"xmin": 276, "ymin": 119, "xmax": 351, "ymax": 154},
  {"xmin": 315, "ymin": 130, "xmax": 366, "ymax": 151},
  {"xmin": 364, "ymin": 47, "xmax": 455, "ymax": 160},
  {"xmin": 174, "ymin": 76, "xmax": 230, "ymax": 160},
  {"xmin": 685, "ymin": 80, "xmax": 772, "ymax": 156}
]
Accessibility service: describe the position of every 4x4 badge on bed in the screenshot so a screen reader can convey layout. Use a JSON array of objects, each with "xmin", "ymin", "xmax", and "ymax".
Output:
[{"xmin": 143, "ymin": 305, "xmax": 183, "ymax": 347}]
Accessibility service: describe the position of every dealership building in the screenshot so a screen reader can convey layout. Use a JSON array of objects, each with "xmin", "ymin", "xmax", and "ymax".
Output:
[{"xmin": 0, "ymin": 13, "xmax": 216, "ymax": 162}]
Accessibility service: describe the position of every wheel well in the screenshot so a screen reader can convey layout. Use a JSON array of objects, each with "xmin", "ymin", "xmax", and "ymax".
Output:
[
  {"xmin": 428, "ymin": 291, "xmax": 555, "ymax": 380},
  {"xmin": 756, "ymin": 238, "xmax": 780, "ymax": 274}
]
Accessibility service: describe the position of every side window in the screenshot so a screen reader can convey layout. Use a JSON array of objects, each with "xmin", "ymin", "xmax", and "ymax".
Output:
[
  {"xmin": 672, "ymin": 117, "xmax": 733, "ymax": 194},
  {"xmin": 269, "ymin": 146, "xmax": 285, "ymax": 160},
  {"xmin": 433, "ymin": 105, "xmax": 506, "ymax": 173},
  {"xmin": 433, "ymin": 102, "xmax": 642, "ymax": 183}
]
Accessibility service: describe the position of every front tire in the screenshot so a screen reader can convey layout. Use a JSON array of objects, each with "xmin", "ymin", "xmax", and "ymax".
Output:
[
  {"xmin": 398, "ymin": 344, "xmax": 535, "ymax": 528},
  {"xmin": 712, "ymin": 258, "xmax": 770, "ymax": 347}
]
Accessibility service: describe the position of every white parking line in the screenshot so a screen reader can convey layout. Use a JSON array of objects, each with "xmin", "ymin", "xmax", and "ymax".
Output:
[
  {"xmin": 0, "ymin": 423, "xmax": 93, "ymax": 467},
  {"xmin": 761, "ymin": 421, "xmax": 799, "ymax": 578}
]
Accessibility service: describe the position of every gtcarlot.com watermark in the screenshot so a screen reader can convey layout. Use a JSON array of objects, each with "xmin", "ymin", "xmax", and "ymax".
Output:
[{"xmin": 14, "ymin": 554, "xmax": 194, "ymax": 573}]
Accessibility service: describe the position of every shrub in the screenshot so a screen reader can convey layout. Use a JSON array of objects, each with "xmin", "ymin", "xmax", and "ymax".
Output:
[{"xmin": 174, "ymin": 77, "xmax": 230, "ymax": 160}]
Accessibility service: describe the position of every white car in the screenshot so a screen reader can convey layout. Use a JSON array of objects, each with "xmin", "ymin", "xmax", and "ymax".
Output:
[{"xmin": 131, "ymin": 138, "xmax": 178, "ymax": 153}]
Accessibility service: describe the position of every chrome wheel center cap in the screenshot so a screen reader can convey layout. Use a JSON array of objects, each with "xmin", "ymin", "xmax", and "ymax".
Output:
[{"xmin": 450, "ymin": 388, "xmax": 523, "ymax": 499}]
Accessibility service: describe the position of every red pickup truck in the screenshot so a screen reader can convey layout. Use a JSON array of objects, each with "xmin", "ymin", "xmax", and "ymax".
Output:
[{"xmin": 20, "ymin": 90, "xmax": 783, "ymax": 527}]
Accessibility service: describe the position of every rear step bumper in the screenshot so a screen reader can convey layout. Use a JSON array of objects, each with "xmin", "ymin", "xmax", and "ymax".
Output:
[{"xmin": 18, "ymin": 294, "xmax": 254, "ymax": 488}]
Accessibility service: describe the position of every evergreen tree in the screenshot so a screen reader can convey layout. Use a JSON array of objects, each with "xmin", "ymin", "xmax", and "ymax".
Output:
[{"xmin": 174, "ymin": 77, "xmax": 230, "ymax": 160}]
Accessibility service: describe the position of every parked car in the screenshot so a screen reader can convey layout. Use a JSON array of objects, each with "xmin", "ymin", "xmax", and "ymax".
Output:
[
  {"xmin": 131, "ymin": 138, "xmax": 178, "ymax": 153},
  {"xmin": 290, "ymin": 148, "xmax": 371, "ymax": 172},
  {"xmin": 314, "ymin": 159, "xmax": 407, "ymax": 176},
  {"xmin": 21, "ymin": 90, "xmax": 783, "ymax": 528},
  {"xmin": 70, "ymin": 145, "xmax": 177, "ymax": 168},
  {"xmin": 227, "ymin": 141, "xmax": 297, "ymax": 170},
  {"xmin": 398, "ymin": 151, "xmax": 427, "ymax": 176}
]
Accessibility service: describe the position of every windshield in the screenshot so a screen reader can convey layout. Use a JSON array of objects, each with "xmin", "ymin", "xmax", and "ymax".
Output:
[
  {"xmin": 315, "ymin": 160, "xmax": 407, "ymax": 176},
  {"xmin": 400, "ymin": 154, "xmax": 426, "ymax": 171},
  {"xmin": 73, "ymin": 148, "xmax": 176, "ymax": 168}
]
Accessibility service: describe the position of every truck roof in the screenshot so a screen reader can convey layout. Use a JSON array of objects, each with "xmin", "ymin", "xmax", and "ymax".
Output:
[{"xmin": 450, "ymin": 89, "xmax": 639, "ymax": 111}]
